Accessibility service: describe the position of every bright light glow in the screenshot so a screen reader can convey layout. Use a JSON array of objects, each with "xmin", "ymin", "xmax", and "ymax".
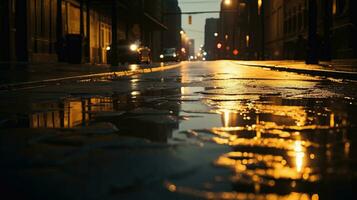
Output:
[
  {"xmin": 173, "ymin": 53, "xmax": 177, "ymax": 58},
  {"xmin": 294, "ymin": 141, "xmax": 305, "ymax": 173},
  {"xmin": 258, "ymin": 0, "xmax": 262, "ymax": 15},
  {"xmin": 129, "ymin": 65, "xmax": 139, "ymax": 71},
  {"xmin": 332, "ymin": 0, "xmax": 337, "ymax": 15},
  {"xmin": 181, "ymin": 48, "xmax": 186, "ymax": 53},
  {"xmin": 214, "ymin": 32, "xmax": 218, "ymax": 37},
  {"xmin": 106, "ymin": 46, "xmax": 111, "ymax": 51},
  {"xmin": 217, "ymin": 43, "xmax": 222, "ymax": 49},
  {"xmin": 202, "ymin": 57, "xmax": 206, "ymax": 61},
  {"xmin": 130, "ymin": 44, "xmax": 138, "ymax": 51},
  {"xmin": 160, "ymin": 54, "xmax": 164, "ymax": 59},
  {"xmin": 246, "ymin": 35, "xmax": 250, "ymax": 47},
  {"xmin": 180, "ymin": 30, "xmax": 184, "ymax": 35},
  {"xmin": 189, "ymin": 56, "xmax": 194, "ymax": 60},
  {"xmin": 224, "ymin": 0, "xmax": 232, "ymax": 6},
  {"xmin": 203, "ymin": 52, "xmax": 207, "ymax": 56},
  {"xmin": 222, "ymin": 110, "xmax": 230, "ymax": 127},
  {"xmin": 233, "ymin": 49, "xmax": 239, "ymax": 56}
]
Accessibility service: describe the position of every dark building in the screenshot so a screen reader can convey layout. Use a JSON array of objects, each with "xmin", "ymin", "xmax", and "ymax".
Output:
[
  {"xmin": 204, "ymin": 18, "xmax": 219, "ymax": 60},
  {"xmin": 217, "ymin": 0, "xmax": 260, "ymax": 60},
  {"xmin": 0, "ymin": 0, "xmax": 168, "ymax": 64},
  {"xmin": 218, "ymin": 0, "xmax": 237, "ymax": 59},
  {"xmin": 264, "ymin": 0, "xmax": 357, "ymax": 60},
  {"xmin": 188, "ymin": 39, "xmax": 195, "ymax": 58},
  {"xmin": 264, "ymin": 0, "xmax": 284, "ymax": 59},
  {"xmin": 162, "ymin": 0, "xmax": 182, "ymax": 52}
]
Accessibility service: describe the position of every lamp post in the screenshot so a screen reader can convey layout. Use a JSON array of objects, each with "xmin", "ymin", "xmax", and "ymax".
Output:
[
  {"xmin": 56, "ymin": 0, "xmax": 64, "ymax": 61},
  {"xmin": 258, "ymin": 0, "xmax": 265, "ymax": 60},
  {"xmin": 306, "ymin": 0, "xmax": 318, "ymax": 64},
  {"xmin": 322, "ymin": 0, "xmax": 332, "ymax": 61},
  {"xmin": 111, "ymin": 0, "xmax": 118, "ymax": 66}
]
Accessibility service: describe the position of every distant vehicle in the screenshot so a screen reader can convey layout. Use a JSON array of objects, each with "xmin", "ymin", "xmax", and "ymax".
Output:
[
  {"xmin": 160, "ymin": 48, "xmax": 180, "ymax": 62},
  {"xmin": 138, "ymin": 47, "xmax": 151, "ymax": 64},
  {"xmin": 107, "ymin": 40, "xmax": 151, "ymax": 64}
]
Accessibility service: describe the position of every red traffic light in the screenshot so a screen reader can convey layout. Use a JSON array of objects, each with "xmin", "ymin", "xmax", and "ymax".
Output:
[{"xmin": 233, "ymin": 49, "xmax": 239, "ymax": 56}]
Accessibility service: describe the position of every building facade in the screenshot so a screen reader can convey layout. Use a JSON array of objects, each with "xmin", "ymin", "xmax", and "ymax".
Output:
[
  {"xmin": 162, "ymin": 0, "xmax": 181, "ymax": 52},
  {"xmin": 0, "ymin": 0, "xmax": 170, "ymax": 64},
  {"xmin": 264, "ymin": 0, "xmax": 357, "ymax": 60},
  {"xmin": 215, "ymin": 0, "xmax": 260, "ymax": 60},
  {"xmin": 204, "ymin": 18, "xmax": 219, "ymax": 60}
]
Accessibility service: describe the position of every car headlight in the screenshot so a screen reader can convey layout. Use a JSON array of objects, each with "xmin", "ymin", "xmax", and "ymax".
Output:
[
  {"xmin": 130, "ymin": 44, "xmax": 138, "ymax": 52},
  {"xmin": 160, "ymin": 54, "xmax": 164, "ymax": 59}
]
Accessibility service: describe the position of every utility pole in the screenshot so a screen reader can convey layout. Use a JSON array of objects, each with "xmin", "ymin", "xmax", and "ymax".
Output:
[
  {"xmin": 232, "ymin": 0, "xmax": 239, "ymax": 59},
  {"xmin": 79, "ymin": 0, "xmax": 85, "ymax": 63},
  {"xmin": 56, "ymin": 0, "xmax": 64, "ymax": 61},
  {"xmin": 260, "ymin": 0, "xmax": 265, "ymax": 60},
  {"xmin": 86, "ymin": 0, "xmax": 91, "ymax": 63},
  {"xmin": 111, "ymin": 0, "xmax": 118, "ymax": 66},
  {"xmin": 306, "ymin": 0, "xmax": 318, "ymax": 64},
  {"xmin": 80, "ymin": 0, "xmax": 84, "ymax": 36},
  {"xmin": 0, "ymin": 0, "xmax": 10, "ymax": 61},
  {"xmin": 322, "ymin": 0, "xmax": 332, "ymax": 61}
]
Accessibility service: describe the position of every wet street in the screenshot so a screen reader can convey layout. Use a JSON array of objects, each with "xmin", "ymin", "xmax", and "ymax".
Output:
[{"xmin": 1, "ymin": 60, "xmax": 357, "ymax": 200}]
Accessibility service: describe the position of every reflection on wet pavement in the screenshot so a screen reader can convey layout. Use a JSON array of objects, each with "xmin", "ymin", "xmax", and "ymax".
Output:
[{"xmin": 1, "ymin": 61, "xmax": 356, "ymax": 199}]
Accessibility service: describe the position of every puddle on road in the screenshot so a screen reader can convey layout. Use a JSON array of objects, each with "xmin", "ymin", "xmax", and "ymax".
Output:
[{"xmin": 1, "ymin": 85, "xmax": 357, "ymax": 199}]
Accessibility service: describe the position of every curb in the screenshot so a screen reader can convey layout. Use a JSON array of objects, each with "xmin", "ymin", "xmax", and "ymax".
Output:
[
  {"xmin": 236, "ymin": 62, "xmax": 357, "ymax": 80},
  {"xmin": 0, "ymin": 63, "xmax": 182, "ymax": 92}
]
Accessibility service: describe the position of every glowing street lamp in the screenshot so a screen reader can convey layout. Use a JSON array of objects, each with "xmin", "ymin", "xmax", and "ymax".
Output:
[
  {"xmin": 258, "ymin": 0, "xmax": 263, "ymax": 15},
  {"xmin": 224, "ymin": 0, "xmax": 232, "ymax": 6}
]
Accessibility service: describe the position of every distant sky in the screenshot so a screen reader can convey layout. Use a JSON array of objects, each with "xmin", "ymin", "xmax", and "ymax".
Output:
[{"xmin": 178, "ymin": 0, "xmax": 220, "ymax": 53}]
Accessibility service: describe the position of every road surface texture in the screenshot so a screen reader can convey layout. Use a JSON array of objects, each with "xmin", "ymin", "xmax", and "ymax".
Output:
[{"xmin": 1, "ymin": 60, "xmax": 357, "ymax": 200}]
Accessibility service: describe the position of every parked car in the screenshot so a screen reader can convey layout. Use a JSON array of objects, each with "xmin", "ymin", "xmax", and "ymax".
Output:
[
  {"xmin": 107, "ymin": 40, "xmax": 151, "ymax": 64},
  {"xmin": 160, "ymin": 48, "xmax": 180, "ymax": 62}
]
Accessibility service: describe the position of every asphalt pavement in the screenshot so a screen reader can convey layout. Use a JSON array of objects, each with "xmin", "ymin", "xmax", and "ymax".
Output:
[{"xmin": 1, "ymin": 60, "xmax": 356, "ymax": 200}]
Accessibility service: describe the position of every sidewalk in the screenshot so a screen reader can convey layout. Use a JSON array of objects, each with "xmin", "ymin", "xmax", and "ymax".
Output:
[
  {"xmin": 234, "ymin": 60, "xmax": 357, "ymax": 80},
  {"xmin": 0, "ymin": 62, "xmax": 181, "ymax": 90}
]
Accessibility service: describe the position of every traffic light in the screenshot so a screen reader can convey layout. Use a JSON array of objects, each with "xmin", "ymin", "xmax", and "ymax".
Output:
[{"xmin": 233, "ymin": 49, "xmax": 239, "ymax": 56}]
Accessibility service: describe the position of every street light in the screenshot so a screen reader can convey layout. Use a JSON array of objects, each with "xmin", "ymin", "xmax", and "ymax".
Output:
[
  {"xmin": 214, "ymin": 32, "xmax": 219, "ymax": 37},
  {"xmin": 258, "ymin": 0, "xmax": 262, "ymax": 15},
  {"xmin": 258, "ymin": 0, "xmax": 265, "ymax": 60},
  {"xmin": 224, "ymin": 0, "xmax": 232, "ymax": 6}
]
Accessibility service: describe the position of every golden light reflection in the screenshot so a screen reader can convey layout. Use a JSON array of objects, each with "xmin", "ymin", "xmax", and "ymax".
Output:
[
  {"xmin": 330, "ymin": 113, "xmax": 335, "ymax": 127},
  {"xmin": 30, "ymin": 97, "xmax": 114, "ymax": 128},
  {"xmin": 165, "ymin": 181, "xmax": 315, "ymax": 200},
  {"xmin": 212, "ymin": 99, "xmax": 308, "ymax": 128},
  {"xmin": 223, "ymin": 109, "xmax": 230, "ymax": 127},
  {"xmin": 131, "ymin": 91, "xmax": 141, "ymax": 97},
  {"xmin": 129, "ymin": 64, "xmax": 140, "ymax": 71},
  {"xmin": 294, "ymin": 140, "xmax": 305, "ymax": 173}
]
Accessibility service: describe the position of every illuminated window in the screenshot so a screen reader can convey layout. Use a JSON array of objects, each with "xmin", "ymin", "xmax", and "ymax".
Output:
[{"xmin": 332, "ymin": 0, "xmax": 337, "ymax": 15}]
